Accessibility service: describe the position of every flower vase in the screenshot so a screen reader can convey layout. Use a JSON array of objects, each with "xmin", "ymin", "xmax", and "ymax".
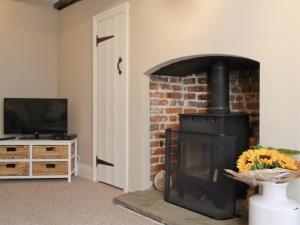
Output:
[
  {"xmin": 288, "ymin": 154, "xmax": 300, "ymax": 202},
  {"xmin": 249, "ymin": 182, "xmax": 300, "ymax": 225},
  {"xmin": 288, "ymin": 179, "xmax": 300, "ymax": 202}
]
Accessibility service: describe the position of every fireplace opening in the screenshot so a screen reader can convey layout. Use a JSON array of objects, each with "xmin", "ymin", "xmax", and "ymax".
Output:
[{"xmin": 147, "ymin": 55, "xmax": 260, "ymax": 219}]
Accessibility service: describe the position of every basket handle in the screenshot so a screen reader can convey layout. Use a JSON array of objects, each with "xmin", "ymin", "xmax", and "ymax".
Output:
[
  {"xmin": 6, "ymin": 164, "xmax": 16, "ymax": 168},
  {"xmin": 46, "ymin": 164, "xmax": 56, "ymax": 169},
  {"xmin": 6, "ymin": 147, "xmax": 16, "ymax": 152},
  {"xmin": 46, "ymin": 147, "xmax": 55, "ymax": 151}
]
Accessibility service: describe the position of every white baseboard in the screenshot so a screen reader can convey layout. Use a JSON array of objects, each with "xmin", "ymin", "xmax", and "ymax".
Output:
[{"xmin": 78, "ymin": 163, "xmax": 93, "ymax": 180}]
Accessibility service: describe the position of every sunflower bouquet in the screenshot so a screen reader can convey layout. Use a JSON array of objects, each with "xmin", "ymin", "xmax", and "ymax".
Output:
[{"xmin": 225, "ymin": 145, "xmax": 300, "ymax": 186}]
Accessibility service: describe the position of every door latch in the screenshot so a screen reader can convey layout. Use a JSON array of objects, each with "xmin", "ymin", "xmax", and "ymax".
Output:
[{"xmin": 117, "ymin": 57, "xmax": 123, "ymax": 75}]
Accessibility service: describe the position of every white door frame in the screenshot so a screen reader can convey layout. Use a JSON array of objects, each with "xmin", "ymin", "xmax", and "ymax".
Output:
[{"xmin": 92, "ymin": 3, "xmax": 129, "ymax": 192}]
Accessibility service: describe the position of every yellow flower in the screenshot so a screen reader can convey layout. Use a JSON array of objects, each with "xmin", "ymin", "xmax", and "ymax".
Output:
[
  {"xmin": 255, "ymin": 148, "xmax": 276, "ymax": 164},
  {"xmin": 277, "ymin": 153, "xmax": 298, "ymax": 170},
  {"xmin": 237, "ymin": 149, "xmax": 256, "ymax": 172},
  {"xmin": 236, "ymin": 148, "xmax": 298, "ymax": 172}
]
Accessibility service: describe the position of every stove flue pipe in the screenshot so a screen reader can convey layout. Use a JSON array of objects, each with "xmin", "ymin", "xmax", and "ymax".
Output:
[{"xmin": 209, "ymin": 62, "xmax": 230, "ymax": 114}]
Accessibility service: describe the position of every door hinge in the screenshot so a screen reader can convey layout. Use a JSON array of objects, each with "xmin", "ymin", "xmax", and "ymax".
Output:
[
  {"xmin": 96, "ymin": 157, "xmax": 114, "ymax": 167},
  {"xmin": 96, "ymin": 35, "xmax": 114, "ymax": 46}
]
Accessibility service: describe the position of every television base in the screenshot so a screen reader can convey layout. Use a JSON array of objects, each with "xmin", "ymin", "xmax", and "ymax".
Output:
[
  {"xmin": 20, "ymin": 132, "xmax": 48, "ymax": 140},
  {"xmin": 51, "ymin": 134, "xmax": 77, "ymax": 140},
  {"xmin": 20, "ymin": 135, "xmax": 51, "ymax": 140},
  {"xmin": 19, "ymin": 134, "xmax": 77, "ymax": 140},
  {"xmin": 0, "ymin": 136, "xmax": 16, "ymax": 141}
]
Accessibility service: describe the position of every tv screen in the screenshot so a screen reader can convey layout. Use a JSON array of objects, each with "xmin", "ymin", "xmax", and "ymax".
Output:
[{"xmin": 4, "ymin": 98, "xmax": 67, "ymax": 135}]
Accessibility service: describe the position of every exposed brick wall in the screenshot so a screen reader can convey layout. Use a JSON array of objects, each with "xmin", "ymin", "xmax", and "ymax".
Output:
[
  {"xmin": 229, "ymin": 71, "xmax": 260, "ymax": 136},
  {"xmin": 149, "ymin": 71, "xmax": 259, "ymax": 178}
]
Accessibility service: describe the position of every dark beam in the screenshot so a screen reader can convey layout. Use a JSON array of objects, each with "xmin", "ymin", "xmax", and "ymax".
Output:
[{"xmin": 54, "ymin": 0, "xmax": 82, "ymax": 10}]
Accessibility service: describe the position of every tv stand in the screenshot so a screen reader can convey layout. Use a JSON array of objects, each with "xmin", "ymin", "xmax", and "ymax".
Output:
[{"xmin": 0, "ymin": 138, "xmax": 78, "ymax": 182}]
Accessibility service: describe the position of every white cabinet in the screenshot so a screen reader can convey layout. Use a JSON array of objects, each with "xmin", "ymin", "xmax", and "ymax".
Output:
[{"xmin": 0, "ymin": 139, "xmax": 78, "ymax": 182}]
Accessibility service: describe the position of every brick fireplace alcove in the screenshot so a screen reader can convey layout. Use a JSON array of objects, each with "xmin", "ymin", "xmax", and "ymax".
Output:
[{"xmin": 149, "ymin": 58, "xmax": 259, "ymax": 179}]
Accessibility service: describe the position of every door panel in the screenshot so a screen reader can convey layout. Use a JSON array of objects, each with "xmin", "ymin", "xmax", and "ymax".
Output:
[{"xmin": 96, "ymin": 11, "xmax": 127, "ymax": 189}]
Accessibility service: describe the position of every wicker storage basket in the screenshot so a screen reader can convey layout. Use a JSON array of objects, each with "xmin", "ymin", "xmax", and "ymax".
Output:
[
  {"xmin": 0, "ymin": 162, "xmax": 29, "ymax": 176},
  {"xmin": 0, "ymin": 146, "xmax": 29, "ymax": 159},
  {"xmin": 32, "ymin": 162, "xmax": 68, "ymax": 175},
  {"xmin": 32, "ymin": 145, "xmax": 68, "ymax": 159}
]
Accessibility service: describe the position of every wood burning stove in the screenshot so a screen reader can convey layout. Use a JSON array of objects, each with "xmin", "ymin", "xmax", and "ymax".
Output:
[
  {"xmin": 149, "ymin": 55, "xmax": 259, "ymax": 219},
  {"xmin": 165, "ymin": 113, "xmax": 249, "ymax": 219}
]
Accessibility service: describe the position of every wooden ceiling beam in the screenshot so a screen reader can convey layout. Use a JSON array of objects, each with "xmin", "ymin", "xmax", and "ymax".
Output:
[{"xmin": 53, "ymin": 0, "xmax": 82, "ymax": 10}]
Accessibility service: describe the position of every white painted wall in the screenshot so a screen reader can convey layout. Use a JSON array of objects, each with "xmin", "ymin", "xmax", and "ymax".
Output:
[
  {"xmin": 58, "ymin": 0, "xmax": 300, "ymax": 191},
  {"xmin": 0, "ymin": 0, "xmax": 58, "ymax": 135}
]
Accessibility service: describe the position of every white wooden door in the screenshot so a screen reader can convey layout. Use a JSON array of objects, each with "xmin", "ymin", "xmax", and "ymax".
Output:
[{"xmin": 93, "ymin": 4, "xmax": 128, "ymax": 189}]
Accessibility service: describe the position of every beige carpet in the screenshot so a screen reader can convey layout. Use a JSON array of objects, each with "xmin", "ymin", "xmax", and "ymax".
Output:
[{"xmin": 0, "ymin": 177, "xmax": 158, "ymax": 225}]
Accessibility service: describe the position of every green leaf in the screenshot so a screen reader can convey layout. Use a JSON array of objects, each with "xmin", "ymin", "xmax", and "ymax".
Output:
[
  {"xmin": 257, "ymin": 163, "xmax": 265, "ymax": 170},
  {"xmin": 251, "ymin": 160, "xmax": 267, "ymax": 170},
  {"xmin": 250, "ymin": 144, "xmax": 300, "ymax": 155},
  {"xmin": 251, "ymin": 144, "xmax": 263, "ymax": 150},
  {"xmin": 266, "ymin": 162, "xmax": 280, "ymax": 169},
  {"xmin": 277, "ymin": 148, "xmax": 300, "ymax": 155}
]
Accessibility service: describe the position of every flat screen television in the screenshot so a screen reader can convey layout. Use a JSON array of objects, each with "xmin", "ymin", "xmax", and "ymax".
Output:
[{"xmin": 4, "ymin": 98, "xmax": 67, "ymax": 136}]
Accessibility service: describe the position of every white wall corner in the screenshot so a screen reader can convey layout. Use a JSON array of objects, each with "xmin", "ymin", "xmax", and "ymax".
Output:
[{"xmin": 78, "ymin": 163, "xmax": 93, "ymax": 180}]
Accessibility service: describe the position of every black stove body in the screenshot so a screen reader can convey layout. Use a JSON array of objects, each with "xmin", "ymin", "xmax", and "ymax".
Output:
[
  {"xmin": 149, "ymin": 55, "xmax": 259, "ymax": 220},
  {"xmin": 165, "ymin": 113, "xmax": 249, "ymax": 219}
]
